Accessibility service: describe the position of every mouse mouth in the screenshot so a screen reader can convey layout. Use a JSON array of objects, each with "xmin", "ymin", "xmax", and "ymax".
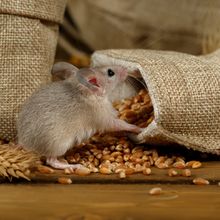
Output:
[{"xmin": 88, "ymin": 78, "xmax": 100, "ymax": 87}]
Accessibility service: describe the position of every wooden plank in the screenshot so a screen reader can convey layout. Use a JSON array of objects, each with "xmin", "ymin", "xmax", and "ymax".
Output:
[
  {"xmin": 0, "ymin": 184, "xmax": 219, "ymax": 220},
  {"xmin": 28, "ymin": 161, "xmax": 220, "ymax": 184}
]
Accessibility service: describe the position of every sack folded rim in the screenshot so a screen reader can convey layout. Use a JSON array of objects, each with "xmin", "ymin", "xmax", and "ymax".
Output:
[{"xmin": 0, "ymin": 0, "xmax": 66, "ymax": 24}]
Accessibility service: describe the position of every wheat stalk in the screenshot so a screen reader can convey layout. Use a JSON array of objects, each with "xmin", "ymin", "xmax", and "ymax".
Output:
[{"xmin": 0, "ymin": 143, "xmax": 40, "ymax": 181}]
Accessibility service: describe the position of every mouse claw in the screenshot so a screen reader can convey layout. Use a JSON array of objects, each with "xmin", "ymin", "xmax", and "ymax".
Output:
[{"xmin": 130, "ymin": 126, "xmax": 143, "ymax": 134}]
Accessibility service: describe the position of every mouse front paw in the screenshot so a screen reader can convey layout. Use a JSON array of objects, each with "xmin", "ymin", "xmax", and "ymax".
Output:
[{"xmin": 111, "ymin": 119, "xmax": 143, "ymax": 134}]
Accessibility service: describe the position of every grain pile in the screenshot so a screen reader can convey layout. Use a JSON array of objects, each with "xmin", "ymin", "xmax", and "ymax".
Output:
[
  {"xmin": 64, "ymin": 89, "xmax": 202, "ymax": 178},
  {"xmin": 65, "ymin": 133, "xmax": 202, "ymax": 178}
]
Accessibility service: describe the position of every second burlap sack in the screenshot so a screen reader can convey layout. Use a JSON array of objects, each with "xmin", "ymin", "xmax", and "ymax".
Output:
[
  {"xmin": 92, "ymin": 49, "xmax": 220, "ymax": 155},
  {"xmin": 0, "ymin": 0, "xmax": 67, "ymax": 141}
]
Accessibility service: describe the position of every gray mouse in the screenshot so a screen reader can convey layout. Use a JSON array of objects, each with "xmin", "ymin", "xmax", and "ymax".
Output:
[{"xmin": 17, "ymin": 62, "xmax": 142, "ymax": 170}]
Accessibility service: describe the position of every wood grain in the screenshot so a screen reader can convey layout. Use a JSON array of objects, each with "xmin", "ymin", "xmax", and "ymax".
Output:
[{"xmin": 0, "ymin": 184, "xmax": 219, "ymax": 220}]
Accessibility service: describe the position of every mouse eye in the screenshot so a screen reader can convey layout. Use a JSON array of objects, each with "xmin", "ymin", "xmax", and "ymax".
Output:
[{"xmin": 107, "ymin": 69, "xmax": 115, "ymax": 77}]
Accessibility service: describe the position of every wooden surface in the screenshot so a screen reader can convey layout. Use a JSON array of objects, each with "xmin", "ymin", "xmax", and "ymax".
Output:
[
  {"xmin": 28, "ymin": 161, "xmax": 220, "ymax": 184},
  {"xmin": 0, "ymin": 161, "xmax": 219, "ymax": 220},
  {"xmin": 0, "ymin": 184, "xmax": 219, "ymax": 220}
]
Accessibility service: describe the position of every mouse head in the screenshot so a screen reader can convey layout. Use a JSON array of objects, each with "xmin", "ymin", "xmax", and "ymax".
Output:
[
  {"xmin": 52, "ymin": 62, "xmax": 127, "ymax": 96},
  {"xmin": 91, "ymin": 66, "xmax": 128, "ymax": 95},
  {"xmin": 78, "ymin": 65, "xmax": 128, "ymax": 96}
]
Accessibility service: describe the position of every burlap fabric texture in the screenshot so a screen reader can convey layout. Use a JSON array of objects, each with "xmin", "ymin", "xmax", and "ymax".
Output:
[
  {"xmin": 0, "ymin": 0, "xmax": 67, "ymax": 141},
  {"xmin": 92, "ymin": 49, "xmax": 220, "ymax": 155},
  {"xmin": 67, "ymin": 0, "xmax": 220, "ymax": 55}
]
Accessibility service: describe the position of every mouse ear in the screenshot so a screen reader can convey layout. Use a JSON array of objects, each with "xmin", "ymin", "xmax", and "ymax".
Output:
[{"xmin": 51, "ymin": 62, "xmax": 78, "ymax": 80}]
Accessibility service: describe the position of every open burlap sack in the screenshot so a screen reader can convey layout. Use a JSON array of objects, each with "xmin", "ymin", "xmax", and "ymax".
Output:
[
  {"xmin": 92, "ymin": 49, "xmax": 220, "ymax": 155},
  {"xmin": 0, "ymin": 0, "xmax": 67, "ymax": 141}
]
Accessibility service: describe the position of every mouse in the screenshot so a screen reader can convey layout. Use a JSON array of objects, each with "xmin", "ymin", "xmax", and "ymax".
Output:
[{"xmin": 17, "ymin": 62, "xmax": 142, "ymax": 171}]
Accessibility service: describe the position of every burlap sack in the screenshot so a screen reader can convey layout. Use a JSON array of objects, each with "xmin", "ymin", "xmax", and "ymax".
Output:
[
  {"xmin": 67, "ymin": 0, "xmax": 220, "ymax": 55},
  {"xmin": 92, "ymin": 49, "xmax": 220, "ymax": 155},
  {"xmin": 0, "ymin": 0, "xmax": 67, "ymax": 141}
]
